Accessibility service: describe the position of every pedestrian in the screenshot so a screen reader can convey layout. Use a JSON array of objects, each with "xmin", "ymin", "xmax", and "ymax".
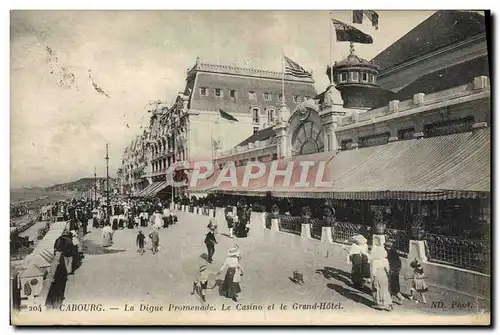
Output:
[
  {"xmin": 53, "ymin": 231, "xmax": 75, "ymax": 275},
  {"xmin": 71, "ymin": 230, "xmax": 81, "ymax": 271},
  {"xmin": 163, "ymin": 206, "xmax": 171, "ymax": 228},
  {"xmin": 346, "ymin": 234, "xmax": 370, "ymax": 290},
  {"xmin": 136, "ymin": 230, "xmax": 145, "ymax": 255},
  {"xmin": 151, "ymin": 209, "xmax": 162, "ymax": 229},
  {"xmin": 191, "ymin": 265, "xmax": 210, "ymax": 302},
  {"xmin": 385, "ymin": 241, "xmax": 405, "ymax": 304},
  {"xmin": 370, "ymin": 246, "xmax": 393, "ymax": 311},
  {"xmin": 217, "ymin": 246, "xmax": 243, "ymax": 302},
  {"xmin": 149, "ymin": 230, "xmax": 160, "ymax": 254},
  {"xmin": 407, "ymin": 259, "xmax": 428, "ymax": 304},
  {"xmin": 102, "ymin": 223, "xmax": 114, "ymax": 247},
  {"xmin": 225, "ymin": 207, "xmax": 234, "ymax": 238},
  {"xmin": 204, "ymin": 224, "xmax": 217, "ymax": 263}
]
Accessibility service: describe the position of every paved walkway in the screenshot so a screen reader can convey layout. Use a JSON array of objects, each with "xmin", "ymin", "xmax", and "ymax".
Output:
[{"xmin": 62, "ymin": 211, "xmax": 490, "ymax": 320}]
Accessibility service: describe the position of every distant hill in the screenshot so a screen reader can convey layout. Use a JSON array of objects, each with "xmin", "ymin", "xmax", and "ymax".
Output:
[{"xmin": 45, "ymin": 177, "xmax": 117, "ymax": 192}]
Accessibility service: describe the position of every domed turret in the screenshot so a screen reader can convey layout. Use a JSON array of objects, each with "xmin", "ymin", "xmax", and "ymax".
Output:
[{"xmin": 326, "ymin": 45, "xmax": 394, "ymax": 109}]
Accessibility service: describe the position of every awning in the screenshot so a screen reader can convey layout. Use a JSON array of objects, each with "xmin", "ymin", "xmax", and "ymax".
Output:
[
  {"xmin": 206, "ymin": 128, "xmax": 490, "ymax": 201},
  {"xmin": 149, "ymin": 181, "xmax": 170, "ymax": 197},
  {"xmin": 134, "ymin": 182, "xmax": 161, "ymax": 198}
]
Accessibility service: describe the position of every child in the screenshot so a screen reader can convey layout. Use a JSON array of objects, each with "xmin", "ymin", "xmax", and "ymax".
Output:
[
  {"xmin": 136, "ymin": 230, "xmax": 145, "ymax": 255},
  {"xmin": 191, "ymin": 265, "xmax": 210, "ymax": 302},
  {"xmin": 149, "ymin": 230, "xmax": 160, "ymax": 254},
  {"xmin": 407, "ymin": 259, "xmax": 428, "ymax": 304}
]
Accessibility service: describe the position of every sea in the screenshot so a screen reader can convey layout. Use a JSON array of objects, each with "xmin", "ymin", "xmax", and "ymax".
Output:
[{"xmin": 10, "ymin": 188, "xmax": 79, "ymax": 209}]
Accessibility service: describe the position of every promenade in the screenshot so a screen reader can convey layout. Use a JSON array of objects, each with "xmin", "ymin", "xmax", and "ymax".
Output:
[{"xmin": 57, "ymin": 210, "xmax": 489, "ymax": 322}]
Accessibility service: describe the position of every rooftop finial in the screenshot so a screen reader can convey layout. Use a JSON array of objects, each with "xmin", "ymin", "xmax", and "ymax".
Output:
[
  {"xmin": 349, "ymin": 42, "xmax": 355, "ymax": 56},
  {"xmin": 196, "ymin": 56, "xmax": 200, "ymax": 64}
]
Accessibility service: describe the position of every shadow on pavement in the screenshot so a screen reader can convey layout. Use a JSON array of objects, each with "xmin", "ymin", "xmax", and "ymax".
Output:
[
  {"xmin": 200, "ymin": 253, "xmax": 209, "ymax": 262},
  {"xmin": 327, "ymin": 283, "xmax": 374, "ymax": 308},
  {"xmin": 80, "ymin": 240, "xmax": 126, "ymax": 255},
  {"xmin": 316, "ymin": 267, "xmax": 353, "ymax": 287}
]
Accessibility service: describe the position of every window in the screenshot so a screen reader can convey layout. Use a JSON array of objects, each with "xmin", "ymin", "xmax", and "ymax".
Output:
[
  {"xmin": 304, "ymin": 96, "xmax": 310, "ymax": 101},
  {"xmin": 370, "ymin": 74, "xmax": 375, "ymax": 83},
  {"xmin": 248, "ymin": 91, "xmax": 257, "ymax": 100},
  {"xmin": 340, "ymin": 73, "xmax": 348, "ymax": 83},
  {"xmin": 278, "ymin": 94, "xmax": 283, "ymax": 102},
  {"xmin": 293, "ymin": 95, "xmax": 301, "ymax": 103},
  {"xmin": 218, "ymin": 164, "xmax": 223, "ymax": 170},
  {"xmin": 230, "ymin": 90, "xmax": 237, "ymax": 98},
  {"xmin": 424, "ymin": 116, "xmax": 475, "ymax": 138},
  {"xmin": 362, "ymin": 73, "xmax": 369, "ymax": 82},
  {"xmin": 272, "ymin": 153, "xmax": 278, "ymax": 160},
  {"xmin": 200, "ymin": 87, "xmax": 207, "ymax": 96},
  {"xmin": 351, "ymin": 72, "xmax": 359, "ymax": 82},
  {"xmin": 340, "ymin": 139, "xmax": 353, "ymax": 150},
  {"xmin": 253, "ymin": 126, "xmax": 259, "ymax": 134},
  {"xmin": 263, "ymin": 92, "xmax": 271, "ymax": 101},
  {"xmin": 214, "ymin": 88, "xmax": 223, "ymax": 97},
  {"xmin": 359, "ymin": 133, "xmax": 390, "ymax": 148},
  {"xmin": 398, "ymin": 127, "xmax": 415, "ymax": 140},
  {"xmin": 252, "ymin": 107, "xmax": 260, "ymax": 124},
  {"xmin": 267, "ymin": 108, "xmax": 275, "ymax": 124}
]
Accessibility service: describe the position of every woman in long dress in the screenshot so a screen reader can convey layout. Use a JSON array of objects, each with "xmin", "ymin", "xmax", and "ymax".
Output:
[
  {"xmin": 370, "ymin": 246, "xmax": 393, "ymax": 311},
  {"xmin": 218, "ymin": 246, "xmax": 243, "ymax": 302},
  {"xmin": 102, "ymin": 224, "xmax": 113, "ymax": 247},
  {"xmin": 346, "ymin": 235, "xmax": 370, "ymax": 290}
]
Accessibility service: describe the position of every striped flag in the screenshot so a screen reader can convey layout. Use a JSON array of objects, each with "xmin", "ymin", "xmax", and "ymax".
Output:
[
  {"xmin": 353, "ymin": 10, "xmax": 379, "ymax": 30},
  {"xmin": 284, "ymin": 55, "xmax": 312, "ymax": 78}
]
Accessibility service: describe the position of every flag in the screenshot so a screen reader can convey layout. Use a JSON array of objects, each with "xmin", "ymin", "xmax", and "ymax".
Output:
[
  {"xmin": 212, "ymin": 138, "xmax": 221, "ymax": 150},
  {"xmin": 284, "ymin": 55, "xmax": 313, "ymax": 78},
  {"xmin": 353, "ymin": 10, "xmax": 379, "ymax": 30},
  {"xmin": 331, "ymin": 18, "xmax": 373, "ymax": 44},
  {"xmin": 88, "ymin": 69, "xmax": 111, "ymax": 98},
  {"xmin": 219, "ymin": 109, "xmax": 239, "ymax": 122}
]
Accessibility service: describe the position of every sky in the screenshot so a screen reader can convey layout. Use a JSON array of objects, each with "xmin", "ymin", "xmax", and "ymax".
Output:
[{"xmin": 10, "ymin": 10, "xmax": 435, "ymax": 189}]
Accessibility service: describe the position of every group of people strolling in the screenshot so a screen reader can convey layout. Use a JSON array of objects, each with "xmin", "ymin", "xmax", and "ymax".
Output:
[
  {"xmin": 53, "ymin": 229, "xmax": 83, "ymax": 275},
  {"xmin": 347, "ymin": 236, "xmax": 428, "ymax": 311}
]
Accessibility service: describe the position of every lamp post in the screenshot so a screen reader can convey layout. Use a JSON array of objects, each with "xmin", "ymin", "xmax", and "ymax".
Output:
[{"xmin": 105, "ymin": 143, "xmax": 110, "ymax": 222}]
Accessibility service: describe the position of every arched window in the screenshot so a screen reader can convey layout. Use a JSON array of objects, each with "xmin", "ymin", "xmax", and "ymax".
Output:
[{"xmin": 291, "ymin": 120, "xmax": 324, "ymax": 155}]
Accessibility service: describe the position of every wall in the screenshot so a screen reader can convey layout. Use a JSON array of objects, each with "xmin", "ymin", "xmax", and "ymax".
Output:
[
  {"xmin": 335, "ymin": 96, "xmax": 490, "ymax": 145},
  {"xmin": 188, "ymin": 111, "xmax": 255, "ymax": 161}
]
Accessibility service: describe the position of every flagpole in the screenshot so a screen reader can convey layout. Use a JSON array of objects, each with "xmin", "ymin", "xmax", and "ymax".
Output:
[
  {"xmin": 281, "ymin": 49, "xmax": 285, "ymax": 103},
  {"xmin": 329, "ymin": 12, "xmax": 333, "ymax": 84}
]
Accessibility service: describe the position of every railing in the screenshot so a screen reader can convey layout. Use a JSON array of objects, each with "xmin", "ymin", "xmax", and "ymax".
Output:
[
  {"xmin": 332, "ymin": 222, "xmax": 365, "ymax": 245},
  {"xmin": 277, "ymin": 215, "xmax": 302, "ymax": 236},
  {"xmin": 310, "ymin": 218, "xmax": 322, "ymax": 240},
  {"xmin": 265, "ymin": 215, "xmax": 272, "ymax": 229},
  {"xmin": 424, "ymin": 233, "xmax": 489, "ymax": 274},
  {"xmin": 385, "ymin": 228, "xmax": 410, "ymax": 257}
]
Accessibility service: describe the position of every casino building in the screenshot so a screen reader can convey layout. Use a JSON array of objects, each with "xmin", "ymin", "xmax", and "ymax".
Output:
[{"xmin": 190, "ymin": 10, "xmax": 491, "ymax": 242}]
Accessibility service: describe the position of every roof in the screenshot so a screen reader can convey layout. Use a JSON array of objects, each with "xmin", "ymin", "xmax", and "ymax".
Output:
[
  {"xmin": 190, "ymin": 72, "xmax": 317, "ymax": 113},
  {"xmin": 237, "ymin": 126, "xmax": 275, "ymax": 147},
  {"xmin": 188, "ymin": 61, "xmax": 314, "ymax": 84},
  {"xmin": 202, "ymin": 128, "xmax": 490, "ymax": 200},
  {"xmin": 372, "ymin": 11, "xmax": 486, "ymax": 71},
  {"xmin": 335, "ymin": 54, "xmax": 378, "ymax": 70},
  {"xmin": 393, "ymin": 56, "xmax": 490, "ymax": 101}
]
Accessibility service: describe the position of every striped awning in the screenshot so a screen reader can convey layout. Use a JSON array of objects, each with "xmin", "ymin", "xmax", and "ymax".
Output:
[{"xmin": 203, "ymin": 128, "xmax": 490, "ymax": 201}]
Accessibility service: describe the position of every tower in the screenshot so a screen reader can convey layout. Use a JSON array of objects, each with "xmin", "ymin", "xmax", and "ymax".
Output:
[{"xmin": 327, "ymin": 44, "xmax": 392, "ymax": 109}]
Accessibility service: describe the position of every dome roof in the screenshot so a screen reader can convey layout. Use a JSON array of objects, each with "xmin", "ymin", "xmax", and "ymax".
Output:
[
  {"xmin": 336, "ymin": 54, "xmax": 372, "ymax": 67},
  {"xmin": 334, "ymin": 51, "xmax": 379, "ymax": 71}
]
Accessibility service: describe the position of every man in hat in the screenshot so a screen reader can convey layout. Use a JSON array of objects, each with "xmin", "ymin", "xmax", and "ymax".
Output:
[
  {"xmin": 136, "ymin": 230, "xmax": 146, "ymax": 255},
  {"xmin": 204, "ymin": 224, "xmax": 218, "ymax": 263},
  {"xmin": 385, "ymin": 241, "xmax": 405, "ymax": 304},
  {"xmin": 148, "ymin": 230, "xmax": 160, "ymax": 254}
]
